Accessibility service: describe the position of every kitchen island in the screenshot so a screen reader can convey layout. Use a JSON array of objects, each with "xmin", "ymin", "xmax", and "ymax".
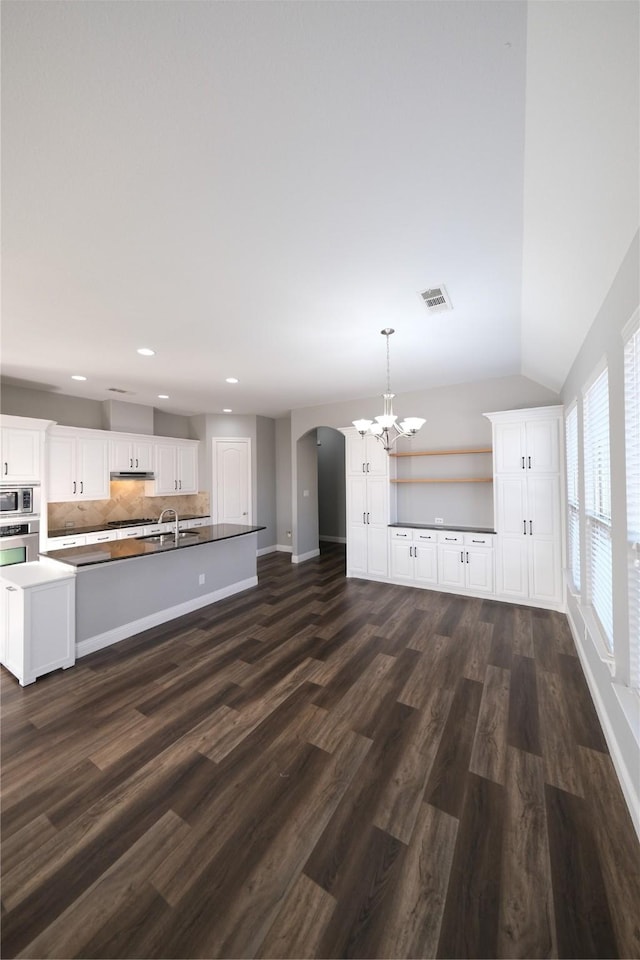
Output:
[{"xmin": 41, "ymin": 524, "xmax": 265, "ymax": 657}]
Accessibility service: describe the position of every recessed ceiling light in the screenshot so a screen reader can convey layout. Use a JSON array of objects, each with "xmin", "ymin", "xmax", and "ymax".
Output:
[
  {"xmin": 225, "ymin": 377, "xmax": 239, "ymax": 384},
  {"xmin": 223, "ymin": 408, "xmax": 232, "ymax": 413},
  {"xmin": 71, "ymin": 375, "xmax": 87, "ymax": 381},
  {"xmin": 137, "ymin": 347, "xmax": 155, "ymax": 356},
  {"xmin": 157, "ymin": 394, "xmax": 169, "ymax": 399}
]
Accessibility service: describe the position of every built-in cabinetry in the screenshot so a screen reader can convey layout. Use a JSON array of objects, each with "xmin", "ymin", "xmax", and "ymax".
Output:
[
  {"xmin": 390, "ymin": 527, "xmax": 495, "ymax": 595},
  {"xmin": 1, "ymin": 563, "xmax": 75, "ymax": 685},
  {"xmin": 47, "ymin": 427, "xmax": 110, "ymax": 502},
  {"xmin": 485, "ymin": 406, "xmax": 564, "ymax": 607},
  {"xmin": 46, "ymin": 426, "xmax": 199, "ymax": 502},
  {"xmin": 152, "ymin": 441, "xmax": 198, "ymax": 496},
  {"xmin": 0, "ymin": 416, "xmax": 52, "ymax": 484},
  {"xmin": 109, "ymin": 436, "xmax": 154, "ymax": 473},
  {"xmin": 343, "ymin": 428, "xmax": 392, "ymax": 579},
  {"xmin": 390, "ymin": 528, "xmax": 438, "ymax": 585},
  {"xmin": 45, "ymin": 516, "xmax": 211, "ymax": 551}
]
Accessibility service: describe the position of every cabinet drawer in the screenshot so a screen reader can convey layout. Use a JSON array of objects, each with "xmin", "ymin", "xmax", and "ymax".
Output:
[
  {"xmin": 117, "ymin": 528, "xmax": 145, "ymax": 540},
  {"xmin": 390, "ymin": 528, "xmax": 413, "ymax": 540},
  {"xmin": 437, "ymin": 531, "xmax": 463, "ymax": 545},
  {"xmin": 47, "ymin": 535, "xmax": 87, "ymax": 550},
  {"xmin": 413, "ymin": 530, "xmax": 436, "ymax": 542},
  {"xmin": 84, "ymin": 530, "xmax": 117, "ymax": 545},
  {"xmin": 463, "ymin": 533, "xmax": 495, "ymax": 548}
]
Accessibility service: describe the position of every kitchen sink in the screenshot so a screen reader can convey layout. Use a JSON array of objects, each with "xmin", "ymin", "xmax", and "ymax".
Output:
[{"xmin": 139, "ymin": 531, "xmax": 200, "ymax": 543}]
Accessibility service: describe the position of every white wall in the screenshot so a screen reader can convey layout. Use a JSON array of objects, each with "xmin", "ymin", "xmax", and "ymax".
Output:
[{"xmin": 275, "ymin": 416, "xmax": 292, "ymax": 550}]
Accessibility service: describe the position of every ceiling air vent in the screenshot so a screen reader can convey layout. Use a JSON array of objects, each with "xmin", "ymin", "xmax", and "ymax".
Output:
[
  {"xmin": 107, "ymin": 387, "xmax": 135, "ymax": 394},
  {"xmin": 420, "ymin": 285, "xmax": 452, "ymax": 314}
]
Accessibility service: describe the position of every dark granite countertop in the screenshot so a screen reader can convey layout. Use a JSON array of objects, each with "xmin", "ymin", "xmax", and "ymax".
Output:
[
  {"xmin": 41, "ymin": 524, "xmax": 264, "ymax": 568},
  {"xmin": 389, "ymin": 522, "xmax": 496, "ymax": 534},
  {"xmin": 48, "ymin": 514, "xmax": 210, "ymax": 538}
]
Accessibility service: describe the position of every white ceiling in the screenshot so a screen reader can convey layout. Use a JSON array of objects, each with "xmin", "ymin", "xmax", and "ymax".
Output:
[{"xmin": 1, "ymin": 1, "xmax": 638, "ymax": 419}]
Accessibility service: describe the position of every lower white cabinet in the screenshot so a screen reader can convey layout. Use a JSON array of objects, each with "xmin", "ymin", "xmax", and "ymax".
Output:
[
  {"xmin": 388, "ymin": 528, "xmax": 495, "ymax": 596},
  {"xmin": 390, "ymin": 528, "xmax": 438, "ymax": 585},
  {"xmin": 347, "ymin": 476, "xmax": 389, "ymax": 579},
  {"xmin": 46, "ymin": 534, "xmax": 87, "ymax": 551},
  {"xmin": 1, "ymin": 565, "xmax": 75, "ymax": 685},
  {"xmin": 180, "ymin": 516, "xmax": 211, "ymax": 529},
  {"xmin": 438, "ymin": 532, "xmax": 494, "ymax": 593}
]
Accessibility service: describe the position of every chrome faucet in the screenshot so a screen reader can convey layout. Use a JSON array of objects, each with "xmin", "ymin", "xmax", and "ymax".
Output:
[{"xmin": 159, "ymin": 507, "xmax": 179, "ymax": 541}]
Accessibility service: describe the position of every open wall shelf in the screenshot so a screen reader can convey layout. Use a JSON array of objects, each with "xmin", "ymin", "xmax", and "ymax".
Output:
[
  {"xmin": 391, "ymin": 477, "xmax": 492, "ymax": 484},
  {"xmin": 390, "ymin": 447, "xmax": 492, "ymax": 458},
  {"xmin": 390, "ymin": 446, "xmax": 493, "ymax": 483}
]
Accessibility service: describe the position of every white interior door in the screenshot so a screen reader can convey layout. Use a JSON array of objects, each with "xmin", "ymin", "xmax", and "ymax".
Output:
[{"xmin": 213, "ymin": 438, "xmax": 251, "ymax": 524}]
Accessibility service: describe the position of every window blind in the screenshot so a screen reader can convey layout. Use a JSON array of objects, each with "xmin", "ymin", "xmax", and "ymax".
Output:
[
  {"xmin": 624, "ymin": 324, "xmax": 640, "ymax": 687},
  {"xmin": 566, "ymin": 405, "xmax": 580, "ymax": 592},
  {"xmin": 584, "ymin": 368, "xmax": 613, "ymax": 651}
]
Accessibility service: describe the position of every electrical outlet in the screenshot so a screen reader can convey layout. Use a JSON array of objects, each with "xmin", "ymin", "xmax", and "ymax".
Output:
[
  {"xmin": 435, "ymin": 517, "xmax": 444, "ymax": 525},
  {"xmin": 198, "ymin": 574, "xmax": 205, "ymax": 585},
  {"xmin": 286, "ymin": 530, "xmax": 292, "ymax": 539}
]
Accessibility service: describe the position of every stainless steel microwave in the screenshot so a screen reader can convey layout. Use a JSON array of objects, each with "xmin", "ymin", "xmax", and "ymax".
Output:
[{"xmin": 0, "ymin": 485, "xmax": 40, "ymax": 517}]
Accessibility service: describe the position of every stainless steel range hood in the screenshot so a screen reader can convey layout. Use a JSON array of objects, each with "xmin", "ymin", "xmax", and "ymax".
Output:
[{"xmin": 110, "ymin": 471, "xmax": 155, "ymax": 481}]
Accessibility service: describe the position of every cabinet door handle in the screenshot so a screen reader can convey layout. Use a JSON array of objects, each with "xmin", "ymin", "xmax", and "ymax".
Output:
[
  {"xmin": 398, "ymin": 533, "xmax": 408, "ymax": 537},
  {"xmin": 366, "ymin": 512, "xmax": 370, "ymax": 524},
  {"xmin": 135, "ymin": 458, "xmax": 139, "ymax": 468},
  {"xmin": 175, "ymin": 480, "xmax": 178, "ymax": 491},
  {"xmin": 362, "ymin": 463, "xmax": 366, "ymax": 473},
  {"xmin": 523, "ymin": 520, "xmax": 527, "ymax": 535},
  {"xmin": 522, "ymin": 456, "xmax": 525, "ymax": 469},
  {"xmin": 466, "ymin": 551, "xmax": 469, "ymax": 563},
  {"xmin": 3, "ymin": 462, "xmax": 7, "ymax": 475},
  {"xmin": 472, "ymin": 539, "xmax": 484, "ymax": 543},
  {"xmin": 529, "ymin": 520, "xmax": 533, "ymax": 535},
  {"xmin": 179, "ymin": 480, "xmax": 182, "ymax": 490},
  {"xmin": 130, "ymin": 458, "xmax": 133, "ymax": 468},
  {"xmin": 363, "ymin": 512, "xmax": 366, "ymax": 524},
  {"xmin": 73, "ymin": 481, "xmax": 76, "ymax": 494},
  {"xmin": 80, "ymin": 481, "xmax": 83, "ymax": 494},
  {"xmin": 445, "ymin": 536, "xmax": 456, "ymax": 541},
  {"xmin": 528, "ymin": 456, "xmax": 531, "ymax": 469},
  {"xmin": 460, "ymin": 551, "xmax": 464, "ymax": 562},
  {"xmin": 367, "ymin": 462, "xmax": 370, "ymax": 472}
]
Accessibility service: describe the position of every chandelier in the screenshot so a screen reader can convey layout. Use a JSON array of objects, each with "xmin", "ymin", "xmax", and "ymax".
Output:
[{"xmin": 353, "ymin": 328, "xmax": 426, "ymax": 451}]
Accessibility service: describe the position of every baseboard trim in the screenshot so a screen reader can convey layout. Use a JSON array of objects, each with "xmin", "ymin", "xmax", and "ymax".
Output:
[
  {"xmin": 319, "ymin": 536, "xmax": 347, "ymax": 544},
  {"xmin": 292, "ymin": 548, "xmax": 320, "ymax": 564},
  {"xmin": 276, "ymin": 544, "xmax": 293, "ymax": 554},
  {"xmin": 256, "ymin": 545, "xmax": 278, "ymax": 557},
  {"xmin": 76, "ymin": 576, "xmax": 258, "ymax": 658}
]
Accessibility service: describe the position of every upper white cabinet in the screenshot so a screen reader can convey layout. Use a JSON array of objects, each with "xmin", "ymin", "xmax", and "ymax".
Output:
[
  {"xmin": 346, "ymin": 433, "xmax": 388, "ymax": 477},
  {"xmin": 109, "ymin": 436, "xmax": 154, "ymax": 473},
  {"xmin": 485, "ymin": 406, "xmax": 564, "ymax": 608},
  {"xmin": 492, "ymin": 412, "xmax": 560, "ymax": 475},
  {"xmin": 150, "ymin": 441, "xmax": 198, "ymax": 496},
  {"xmin": 0, "ymin": 416, "xmax": 51, "ymax": 483},
  {"xmin": 48, "ymin": 427, "xmax": 110, "ymax": 502}
]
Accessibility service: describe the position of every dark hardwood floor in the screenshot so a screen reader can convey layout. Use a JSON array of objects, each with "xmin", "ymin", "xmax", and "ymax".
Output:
[{"xmin": 2, "ymin": 544, "xmax": 639, "ymax": 959}]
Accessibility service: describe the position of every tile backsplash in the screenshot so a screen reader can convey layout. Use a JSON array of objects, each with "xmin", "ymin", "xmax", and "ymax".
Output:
[{"xmin": 48, "ymin": 481, "xmax": 210, "ymax": 529}]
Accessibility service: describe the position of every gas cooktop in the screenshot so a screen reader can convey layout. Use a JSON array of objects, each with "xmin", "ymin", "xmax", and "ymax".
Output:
[{"xmin": 106, "ymin": 518, "xmax": 155, "ymax": 528}]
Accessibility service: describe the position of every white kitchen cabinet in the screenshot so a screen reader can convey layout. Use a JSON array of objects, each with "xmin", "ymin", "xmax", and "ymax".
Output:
[
  {"xmin": 47, "ymin": 427, "xmax": 110, "ymax": 502},
  {"xmin": 347, "ymin": 475, "xmax": 389, "ymax": 578},
  {"xmin": 180, "ymin": 516, "xmax": 211, "ymax": 530},
  {"xmin": 150, "ymin": 441, "xmax": 198, "ymax": 496},
  {"xmin": 437, "ymin": 531, "xmax": 494, "ymax": 593},
  {"xmin": 492, "ymin": 410, "xmax": 560, "ymax": 475},
  {"xmin": 1, "ymin": 564, "xmax": 75, "ymax": 685},
  {"xmin": 390, "ymin": 528, "xmax": 438, "ymax": 585},
  {"xmin": 486, "ymin": 406, "xmax": 564, "ymax": 608},
  {"xmin": 109, "ymin": 436, "xmax": 154, "ymax": 473},
  {"xmin": 0, "ymin": 425, "xmax": 41, "ymax": 483},
  {"xmin": 346, "ymin": 433, "xmax": 388, "ymax": 477}
]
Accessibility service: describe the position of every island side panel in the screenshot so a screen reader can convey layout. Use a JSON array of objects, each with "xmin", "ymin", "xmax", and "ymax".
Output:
[{"xmin": 75, "ymin": 533, "xmax": 257, "ymax": 653}]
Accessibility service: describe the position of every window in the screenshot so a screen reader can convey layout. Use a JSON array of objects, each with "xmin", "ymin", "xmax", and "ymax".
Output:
[
  {"xmin": 566, "ymin": 404, "xmax": 580, "ymax": 592},
  {"xmin": 624, "ymin": 320, "xmax": 640, "ymax": 687},
  {"xmin": 584, "ymin": 367, "xmax": 613, "ymax": 651}
]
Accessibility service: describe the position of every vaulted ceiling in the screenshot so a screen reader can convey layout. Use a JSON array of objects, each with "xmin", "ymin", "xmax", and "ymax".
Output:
[{"xmin": 2, "ymin": 1, "xmax": 638, "ymax": 418}]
